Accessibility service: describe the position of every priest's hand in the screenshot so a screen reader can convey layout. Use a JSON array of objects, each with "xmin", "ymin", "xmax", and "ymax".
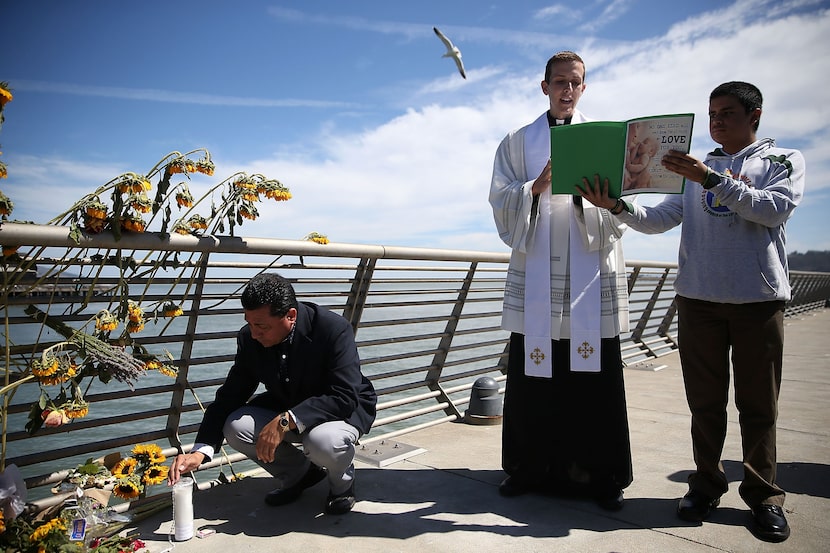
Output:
[
  {"xmin": 577, "ymin": 174, "xmax": 616, "ymax": 210},
  {"xmin": 531, "ymin": 160, "xmax": 552, "ymax": 196}
]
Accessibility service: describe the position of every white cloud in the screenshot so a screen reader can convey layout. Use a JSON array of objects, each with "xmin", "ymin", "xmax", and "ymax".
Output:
[
  {"xmin": 242, "ymin": 3, "xmax": 829, "ymax": 260},
  {"xmin": 5, "ymin": 2, "xmax": 828, "ymax": 265}
]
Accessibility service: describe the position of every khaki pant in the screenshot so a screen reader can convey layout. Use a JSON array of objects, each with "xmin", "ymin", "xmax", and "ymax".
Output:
[{"xmin": 676, "ymin": 295, "xmax": 786, "ymax": 507}]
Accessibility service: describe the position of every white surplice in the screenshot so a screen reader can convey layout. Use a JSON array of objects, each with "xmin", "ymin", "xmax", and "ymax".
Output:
[{"xmin": 488, "ymin": 111, "xmax": 631, "ymax": 377}]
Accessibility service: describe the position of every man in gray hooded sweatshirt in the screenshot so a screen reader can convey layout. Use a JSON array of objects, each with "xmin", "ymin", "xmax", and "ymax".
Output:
[{"xmin": 579, "ymin": 81, "xmax": 805, "ymax": 543}]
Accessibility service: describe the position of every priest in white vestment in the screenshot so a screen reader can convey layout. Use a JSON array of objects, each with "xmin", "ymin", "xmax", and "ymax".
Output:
[{"xmin": 488, "ymin": 51, "xmax": 633, "ymax": 510}]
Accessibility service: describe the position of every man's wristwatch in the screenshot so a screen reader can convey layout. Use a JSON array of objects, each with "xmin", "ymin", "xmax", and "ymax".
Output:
[
  {"xmin": 703, "ymin": 169, "xmax": 721, "ymax": 190},
  {"xmin": 279, "ymin": 412, "xmax": 290, "ymax": 431}
]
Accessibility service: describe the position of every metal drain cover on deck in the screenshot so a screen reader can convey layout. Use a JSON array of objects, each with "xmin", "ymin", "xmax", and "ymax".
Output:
[
  {"xmin": 628, "ymin": 361, "xmax": 668, "ymax": 371},
  {"xmin": 355, "ymin": 439, "xmax": 427, "ymax": 467}
]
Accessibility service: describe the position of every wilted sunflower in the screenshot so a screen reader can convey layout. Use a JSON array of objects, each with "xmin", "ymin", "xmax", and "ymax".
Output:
[
  {"xmin": 233, "ymin": 176, "xmax": 256, "ymax": 190},
  {"xmin": 31, "ymin": 356, "xmax": 59, "ymax": 378},
  {"xmin": 0, "ymin": 190, "xmax": 13, "ymax": 214},
  {"xmin": 161, "ymin": 302, "xmax": 184, "ymax": 317},
  {"xmin": 116, "ymin": 173, "xmax": 151, "ymax": 194},
  {"xmin": 175, "ymin": 189, "xmax": 194, "ymax": 208},
  {"xmin": 128, "ymin": 193, "xmax": 153, "ymax": 213},
  {"xmin": 239, "ymin": 204, "xmax": 259, "ymax": 220},
  {"xmin": 0, "ymin": 81, "xmax": 13, "ymax": 106},
  {"xmin": 83, "ymin": 198, "xmax": 108, "ymax": 219},
  {"xmin": 95, "ymin": 311, "xmax": 119, "ymax": 332},
  {"xmin": 126, "ymin": 303, "xmax": 145, "ymax": 332},
  {"xmin": 195, "ymin": 158, "xmax": 215, "ymax": 176},
  {"xmin": 304, "ymin": 232, "xmax": 330, "ymax": 245},
  {"xmin": 63, "ymin": 400, "xmax": 89, "ymax": 420},
  {"xmin": 259, "ymin": 180, "xmax": 292, "ymax": 201},
  {"xmin": 37, "ymin": 359, "xmax": 78, "ymax": 386},
  {"xmin": 187, "ymin": 214, "xmax": 208, "ymax": 230},
  {"xmin": 84, "ymin": 214, "xmax": 108, "ymax": 234},
  {"xmin": 158, "ymin": 363, "xmax": 178, "ymax": 378},
  {"xmin": 121, "ymin": 214, "xmax": 147, "ymax": 233},
  {"xmin": 127, "ymin": 301, "xmax": 143, "ymax": 322},
  {"xmin": 171, "ymin": 221, "xmax": 191, "ymax": 236}
]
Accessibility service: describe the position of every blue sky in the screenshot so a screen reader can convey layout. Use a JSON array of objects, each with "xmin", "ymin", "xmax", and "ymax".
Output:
[{"xmin": 1, "ymin": 0, "xmax": 828, "ymax": 262}]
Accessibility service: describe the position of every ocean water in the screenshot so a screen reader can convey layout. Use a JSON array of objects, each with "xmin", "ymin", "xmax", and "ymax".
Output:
[{"xmin": 3, "ymin": 279, "xmax": 509, "ymax": 502}]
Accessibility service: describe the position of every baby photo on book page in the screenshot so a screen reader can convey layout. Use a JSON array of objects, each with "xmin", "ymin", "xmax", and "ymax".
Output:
[{"xmin": 622, "ymin": 115, "xmax": 694, "ymax": 194}]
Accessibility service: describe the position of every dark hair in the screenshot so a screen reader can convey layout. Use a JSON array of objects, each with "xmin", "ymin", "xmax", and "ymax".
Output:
[
  {"xmin": 241, "ymin": 273, "xmax": 297, "ymax": 317},
  {"xmin": 544, "ymin": 51, "xmax": 585, "ymax": 83},
  {"xmin": 710, "ymin": 81, "xmax": 763, "ymax": 131}
]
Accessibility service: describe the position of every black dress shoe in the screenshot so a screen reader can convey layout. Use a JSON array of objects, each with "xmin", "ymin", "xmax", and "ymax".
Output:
[
  {"xmin": 325, "ymin": 483, "xmax": 355, "ymax": 515},
  {"xmin": 751, "ymin": 504, "xmax": 790, "ymax": 542},
  {"xmin": 264, "ymin": 463, "xmax": 327, "ymax": 506},
  {"xmin": 498, "ymin": 475, "xmax": 530, "ymax": 497},
  {"xmin": 677, "ymin": 490, "xmax": 720, "ymax": 522},
  {"xmin": 595, "ymin": 488, "xmax": 624, "ymax": 511}
]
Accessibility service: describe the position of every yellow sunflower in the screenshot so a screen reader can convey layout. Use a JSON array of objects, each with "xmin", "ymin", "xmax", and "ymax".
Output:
[
  {"xmin": 112, "ymin": 477, "xmax": 142, "ymax": 500},
  {"xmin": 133, "ymin": 443, "xmax": 166, "ymax": 462},
  {"xmin": 29, "ymin": 517, "xmax": 65, "ymax": 542},
  {"xmin": 142, "ymin": 464, "xmax": 169, "ymax": 485},
  {"xmin": 111, "ymin": 457, "xmax": 137, "ymax": 478}
]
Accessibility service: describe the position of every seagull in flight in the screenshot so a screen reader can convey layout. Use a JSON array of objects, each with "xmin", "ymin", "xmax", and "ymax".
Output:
[{"xmin": 433, "ymin": 26, "xmax": 466, "ymax": 79}]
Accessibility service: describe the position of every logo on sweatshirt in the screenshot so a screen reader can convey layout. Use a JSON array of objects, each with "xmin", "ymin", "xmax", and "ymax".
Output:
[{"xmin": 701, "ymin": 169, "xmax": 752, "ymax": 217}]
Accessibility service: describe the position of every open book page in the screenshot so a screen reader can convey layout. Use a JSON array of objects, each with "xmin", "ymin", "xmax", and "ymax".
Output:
[{"xmin": 621, "ymin": 114, "xmax": 694, "ymax": 196}]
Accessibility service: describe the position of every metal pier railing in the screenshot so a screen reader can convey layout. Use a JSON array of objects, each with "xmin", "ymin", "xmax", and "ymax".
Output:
[{"xmin": 1, "ymin": 222, "xmax": 828, "ymax": 507}]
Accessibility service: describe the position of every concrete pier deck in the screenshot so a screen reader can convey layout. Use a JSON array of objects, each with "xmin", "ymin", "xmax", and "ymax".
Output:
[{"xmin": 130, "ymin": 308, "xmax": 830, "ymax": 553}]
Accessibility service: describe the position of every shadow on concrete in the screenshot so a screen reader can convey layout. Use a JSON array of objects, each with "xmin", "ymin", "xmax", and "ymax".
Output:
[{"xmin": 134, "ymin": 467, "xmax": 765, "ymax": 542}]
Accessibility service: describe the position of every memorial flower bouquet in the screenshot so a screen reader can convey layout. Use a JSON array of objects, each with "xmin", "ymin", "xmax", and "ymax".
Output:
[{"xmin": 111, "ymin": 444, "xmax": 168, "ymax": 501}]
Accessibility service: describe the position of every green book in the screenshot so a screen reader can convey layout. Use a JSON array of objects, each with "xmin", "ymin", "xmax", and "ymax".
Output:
[{"xmin": 550, "ymin": 113, "xmax": 695, "ymax": 197}]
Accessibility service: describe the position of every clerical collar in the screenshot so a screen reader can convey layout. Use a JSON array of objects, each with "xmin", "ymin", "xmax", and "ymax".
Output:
[{"xmin": 547, "ymin": 112, "xmax": 572, "ymax": 127}]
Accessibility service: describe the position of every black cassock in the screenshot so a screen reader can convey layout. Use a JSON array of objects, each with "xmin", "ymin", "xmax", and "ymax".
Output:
[{"xmin": 502, "ymin": 333, "xmax": 633, "ymax": 495}]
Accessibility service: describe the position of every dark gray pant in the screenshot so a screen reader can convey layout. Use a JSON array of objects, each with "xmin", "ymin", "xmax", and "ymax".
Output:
[{"xmin": 676, "ymin": 295, "xmax": 786, "ymax": 507}]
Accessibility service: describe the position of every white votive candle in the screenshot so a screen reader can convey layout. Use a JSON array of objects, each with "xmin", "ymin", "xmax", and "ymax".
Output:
[{"xmin": 172, "ymin": 477, "xmax": 194, "ymax": 541}]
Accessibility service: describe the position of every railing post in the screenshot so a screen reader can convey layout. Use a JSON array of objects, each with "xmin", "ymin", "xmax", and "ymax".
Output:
[
  {"xmin": 424, "ymin": 262, "xmax": 478, "ymax": 419},
  {"xmin": 630, "ymin": 267, "xmax": 672, "ymax": 357},
  {"xmin": 342, "ymin": 257, "xmax": 376, "ymax": 336},
  {"xmin": 165, "ymin": 252, "xmax": 211, "ymax": 450}
]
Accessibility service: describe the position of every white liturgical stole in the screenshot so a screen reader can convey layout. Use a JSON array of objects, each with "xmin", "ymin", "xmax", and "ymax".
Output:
[{"xmin": 523, "ymin": 117, "xmax": 602, "ymax": 377}]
